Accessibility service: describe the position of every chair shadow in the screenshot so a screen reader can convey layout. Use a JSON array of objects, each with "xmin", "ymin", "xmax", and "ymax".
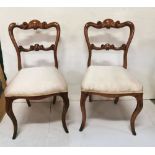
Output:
[
  {"xmin": 50, "ymin": 99, "xmax": 70, "ymax": 123},
  {"xmin": 87, "ymin": 99, "xmax": 133, "ymax": 121},
  {"xmin": 19, "ymin": 97, "xmax": 66, "ymax": 125},
  {"xmin": 150, "ymin": 99, "xmax": 155, "ymax": 104},
  {"xmin": 89, "ymin": 33, "xmax": 125, "ymax": 47},
  {"xmin": 17, "ymin": 30, "xmax": 56, "ymax": 46}
]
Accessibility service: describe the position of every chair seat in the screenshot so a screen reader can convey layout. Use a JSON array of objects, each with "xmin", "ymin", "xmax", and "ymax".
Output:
[
  {"xmin": 5, "ymin": 66, "xmax": 68, "ymax": 97},
  {"xmin": 81, "ymin": 66, "xmax": 143, "ymax": 94}
]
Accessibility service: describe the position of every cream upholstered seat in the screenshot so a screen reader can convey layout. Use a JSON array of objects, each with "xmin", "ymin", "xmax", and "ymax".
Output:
[
  {"xmin": 5, "ymin": 66, "xmax": 68, "ymax": 97},
  {"xmin": 81, "ymin": 65, "xmax": 143, "ymax": 94}
]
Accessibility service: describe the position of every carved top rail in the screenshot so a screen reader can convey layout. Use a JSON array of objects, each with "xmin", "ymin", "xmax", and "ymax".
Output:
[
  {"xmin": 8, "ymin": 20, "xmax": 60, "ymax": 69},
  {"xmin": 84, "ymin": 19, "xmax": 135, "ymax": 68}
]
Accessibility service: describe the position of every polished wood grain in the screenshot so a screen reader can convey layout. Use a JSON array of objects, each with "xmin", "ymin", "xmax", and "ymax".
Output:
[{"xmin": 80, "ymin": 19, "xmax": 143, "ymax": 135}]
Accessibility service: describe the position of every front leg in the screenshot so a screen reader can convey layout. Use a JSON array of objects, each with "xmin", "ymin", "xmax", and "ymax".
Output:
[
  {"xmin": 130, "ymin": 94, "xmax": 143, "ymax": 135},
  {"xmin": 60, "ymin": 92, "xmax": 69, "ymax": 133},
  {"xmin": 5, "ymin": 98, "xmax": 18, "ymax": 139},
  {"xmin": 79, "ymin": 92, "xmax": 88, "ymax": 131}
]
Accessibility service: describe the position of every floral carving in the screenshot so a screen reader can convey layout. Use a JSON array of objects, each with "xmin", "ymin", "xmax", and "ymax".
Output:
[
  {"xmin": 90, "ymin": 43, "xmax": 126, "ymax": 50},
  {"xmin": 19, "ymin": 44, "xmax": 55, "ymax": 52},
  {"xmin": 96, "ymin": 19, "xmax": 121, "ymax": 29}
]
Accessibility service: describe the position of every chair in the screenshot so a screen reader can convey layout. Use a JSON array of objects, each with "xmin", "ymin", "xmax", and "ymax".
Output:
[
  {"xmin": 79, "ymin": 19, "xmax": 143, "ymax": 135},
  {"xmin": 5, "ymin": 20, "xmax": 69, "ymax": 139}
]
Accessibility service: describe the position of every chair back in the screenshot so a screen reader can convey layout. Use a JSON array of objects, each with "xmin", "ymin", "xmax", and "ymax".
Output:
[
  {"xmin": 84, "ymin": 19, "xmax": 135, "ymax": 68},
  {"xmin": 9, "ymin": 19, "xmax": 60, "ymax": 70}
]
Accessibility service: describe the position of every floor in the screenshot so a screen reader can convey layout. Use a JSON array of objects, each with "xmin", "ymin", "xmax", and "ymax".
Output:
[{"xmin": 1, "ymin": 88, "xmax": 155, "ymax": 146}]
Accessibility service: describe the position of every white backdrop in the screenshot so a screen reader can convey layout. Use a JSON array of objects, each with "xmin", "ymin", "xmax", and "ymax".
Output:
[{"xmin": 0, "ymin": 7, "xmax": 155, "ymax": 99}]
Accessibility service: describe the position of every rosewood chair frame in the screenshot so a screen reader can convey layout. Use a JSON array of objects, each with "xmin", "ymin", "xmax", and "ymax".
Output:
[
  {"xmin": 6, "ymin": 20, "xmax": 69, "ymax": 139},
  {"xmin": 79, "ymin": 19, "xmax": 143, "ymax": 135}
]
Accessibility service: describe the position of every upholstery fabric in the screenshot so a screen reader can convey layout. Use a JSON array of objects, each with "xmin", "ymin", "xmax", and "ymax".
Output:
[
  {"xmin": 5, "ymin": 66, "xmax": 68, "ymax": 97},
  {"xmin": 81, "ymin": 66, "xmax": 143, "ymax": 94}
]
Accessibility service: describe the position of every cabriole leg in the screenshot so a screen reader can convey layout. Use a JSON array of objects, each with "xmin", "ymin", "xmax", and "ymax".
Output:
[
  {"xmin": 5, "ymin": 98, "xmax": 18, "ymax": 139},
  {"xmin": 79, "ymin": 92, "xmax": 88, "ymax": 131},
  {"xmin": 60, "ymin": 92, "xmax": 69, "ymax": 133},
  {"xmin": 130, "ymin": 94, "xmax": 143, "ymax": 135}
]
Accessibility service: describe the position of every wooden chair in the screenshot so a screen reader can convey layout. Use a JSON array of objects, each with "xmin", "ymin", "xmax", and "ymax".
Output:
[
  {"xmin": 5, "ymin": 20, "xmax": 69, "ymax": 139},
  {"xmin": 79, "ymin": 19, "xmax": 143, "ymax": 135}
]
